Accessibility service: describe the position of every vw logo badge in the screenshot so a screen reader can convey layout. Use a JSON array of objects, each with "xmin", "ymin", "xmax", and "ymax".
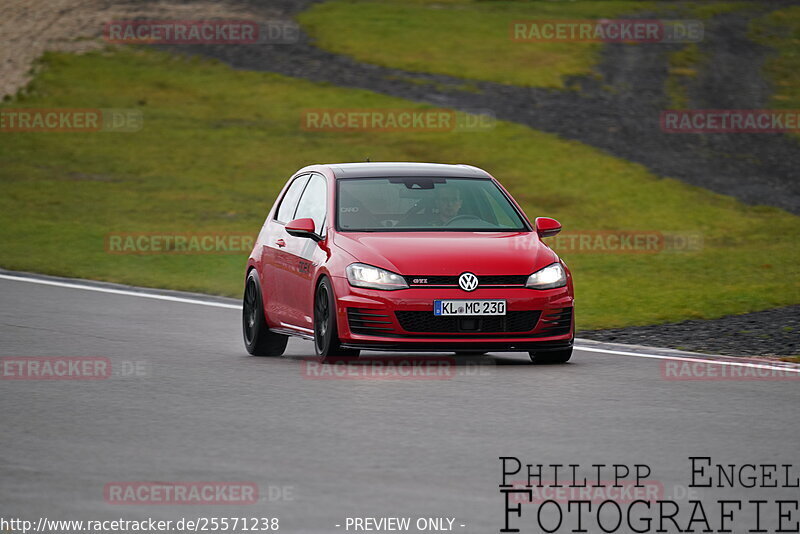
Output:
[{"xmin": 458, "ymin": 272, "xmax": 479, "ymax": 292}]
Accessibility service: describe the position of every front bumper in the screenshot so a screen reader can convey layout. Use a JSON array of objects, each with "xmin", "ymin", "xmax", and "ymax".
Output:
[{"xmin": 330, "ymin": 276, "xmax": 574, "ymax": 352}]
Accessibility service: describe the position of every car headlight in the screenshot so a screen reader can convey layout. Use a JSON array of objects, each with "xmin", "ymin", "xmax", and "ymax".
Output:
[
  {"xmin": 346, "ymin": 263, "xmax": 408, "ymax": 291},
  {"xmin": 526, "ymin": 262, "xmax": 567, "ymax": 290}
]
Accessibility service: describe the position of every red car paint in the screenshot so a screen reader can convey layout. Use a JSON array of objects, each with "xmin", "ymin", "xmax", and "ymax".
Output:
[{"xmin": 246, "ymin": 163, "xmax": 574, "ymax": 353}]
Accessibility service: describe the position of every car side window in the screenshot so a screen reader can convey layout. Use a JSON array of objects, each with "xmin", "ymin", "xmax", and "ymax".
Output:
[
  {"xmin": 293, "ymin": 174, "xmax": 327, "ymax": 235},
  {"xmin": 275, "ymin": 175, "xmax": 310, "ymax": 224}
]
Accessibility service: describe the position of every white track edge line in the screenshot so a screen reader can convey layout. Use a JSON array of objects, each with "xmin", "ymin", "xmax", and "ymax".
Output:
[
  {"xmin": 2, "ymin": 272, "xmax": 797, "ymax": 373},
  {"xmin": 0, "ymin": 274, "xmax": 240, "ymax": 310},
  {"xmin": 575, "ymin": 346, "xmax": 800, "ymax": 374}
]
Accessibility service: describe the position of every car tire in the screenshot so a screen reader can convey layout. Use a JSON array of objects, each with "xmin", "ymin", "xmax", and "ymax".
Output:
[
  {"xmin": 528, "ymin": 348, "xmax": 572, "ymax": 364},
  {"xmin": 243, "ymin": 270, "xmax": 288, "ymax": 357},
  {"xmin": 314, "ymin": 276, "xmax": 360, "ymax": 360}
]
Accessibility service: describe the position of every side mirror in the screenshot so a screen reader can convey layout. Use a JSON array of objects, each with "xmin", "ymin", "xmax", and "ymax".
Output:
[
  {"xmin": 285, "ymin": 218, "xmax": 320, "ymax": 241},
  {"xmin": 535, "ymin": 217, "xmax": 561, "ymax": 238}
]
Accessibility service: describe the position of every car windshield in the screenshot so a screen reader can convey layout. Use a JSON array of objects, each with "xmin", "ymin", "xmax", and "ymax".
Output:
[{"xmin": 337, "ymin": 177, "xmax": 528, "ymax": 231}]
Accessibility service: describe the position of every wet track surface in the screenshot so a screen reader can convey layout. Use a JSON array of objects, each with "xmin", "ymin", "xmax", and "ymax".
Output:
[{"xmin": 1, "ymin": 274, "xmax": 798, "ymax": 531}]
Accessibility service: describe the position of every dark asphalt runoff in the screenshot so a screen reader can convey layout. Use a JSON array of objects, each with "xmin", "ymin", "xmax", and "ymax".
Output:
[{"xmin": 1, "ymin": 273, "xmax": 798, "ymax": 534}]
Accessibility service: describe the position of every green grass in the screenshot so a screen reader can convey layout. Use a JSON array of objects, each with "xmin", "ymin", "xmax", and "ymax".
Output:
[
  {"xmin": 750, "ymin": 6, "xmax": 800, "ymax": 110},
  {"xmin": 298, "ymin": 0, "xmax": 655, "ymax": 89},
  {"xmin": 1, "ymin": 48, "xmax": 799, "ymax": 330},
  {"xmin": 665, "ymin": 43, "xmax": 706, "ymax": 109},
  {"xmin": 297, "ymin": 0, "xmax": 766, "ymax": 89},
  {"xmin": 656, "ymin": 1, "xmax": 759, "ymax": 19}
]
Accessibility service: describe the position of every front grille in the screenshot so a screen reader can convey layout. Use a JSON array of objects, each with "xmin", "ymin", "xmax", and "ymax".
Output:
[
  {"xmin": 405, "ymin": 275, "xmax": 528, "ymax": 287},
  {"xmin": 539, "ymin": 308, "xmax": 573, "ymax": 336},
  {"xmin": 347, "ymin": 308, "xmax": 395, "ymax": 335},
  {"xmin": 395, "ymin": 311, "xmax": 540, "ymax": 333}
]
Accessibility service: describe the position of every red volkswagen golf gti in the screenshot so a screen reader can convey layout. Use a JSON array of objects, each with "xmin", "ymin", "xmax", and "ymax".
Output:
[{"xmin": 243, "ymin": 162, "xmax": 574, "ymax": 363}]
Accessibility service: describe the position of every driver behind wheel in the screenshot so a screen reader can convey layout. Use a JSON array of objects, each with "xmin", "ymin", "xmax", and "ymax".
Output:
[{"xmin": 432, "ymin": 185, "xmax": 462, "ymax": 225}]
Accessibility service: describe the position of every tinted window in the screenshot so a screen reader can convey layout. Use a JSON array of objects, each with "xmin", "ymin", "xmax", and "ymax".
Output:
[
  {"xmin": 337, "ymin": 177, "xmax": 526, "ymax": 231},
  {"xmin": 275, "ymin": 175, "xmax": 309, "ymax": 223},
  {"xmin": 293, "ymin": 174, "xmax": 327, "ymax": 234}
]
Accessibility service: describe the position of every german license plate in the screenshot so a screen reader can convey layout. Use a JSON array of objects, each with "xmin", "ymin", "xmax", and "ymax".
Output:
[{"xmin": 433, "ymin": 300, "xmax": 506, "ymax": 316}]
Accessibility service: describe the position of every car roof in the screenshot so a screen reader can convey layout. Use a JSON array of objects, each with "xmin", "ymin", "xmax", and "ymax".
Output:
[{"xmin": 299, "ymin": 162, "xmax": 492, "ymax": 179}]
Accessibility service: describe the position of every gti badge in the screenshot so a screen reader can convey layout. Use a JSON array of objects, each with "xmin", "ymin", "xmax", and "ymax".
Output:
[{"xmin": 458, "ymin": 272, "xmax": 478, "ymax": 292}]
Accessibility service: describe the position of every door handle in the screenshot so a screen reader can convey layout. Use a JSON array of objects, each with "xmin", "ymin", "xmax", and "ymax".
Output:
[{"xmin": 275, "ymin": 239, "xmax": 286, "ymax": 248}]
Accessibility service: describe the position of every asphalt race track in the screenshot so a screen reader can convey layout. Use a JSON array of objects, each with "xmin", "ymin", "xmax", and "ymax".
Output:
[{"xmin": 1, "ymin": 272, "xmax": 798, "ymax": 533}]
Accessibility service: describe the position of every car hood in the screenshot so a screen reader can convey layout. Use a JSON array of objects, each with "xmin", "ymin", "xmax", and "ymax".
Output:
[{"xmin": 332, "ymin": 232, "xmax": 558, "ymax": 276}]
